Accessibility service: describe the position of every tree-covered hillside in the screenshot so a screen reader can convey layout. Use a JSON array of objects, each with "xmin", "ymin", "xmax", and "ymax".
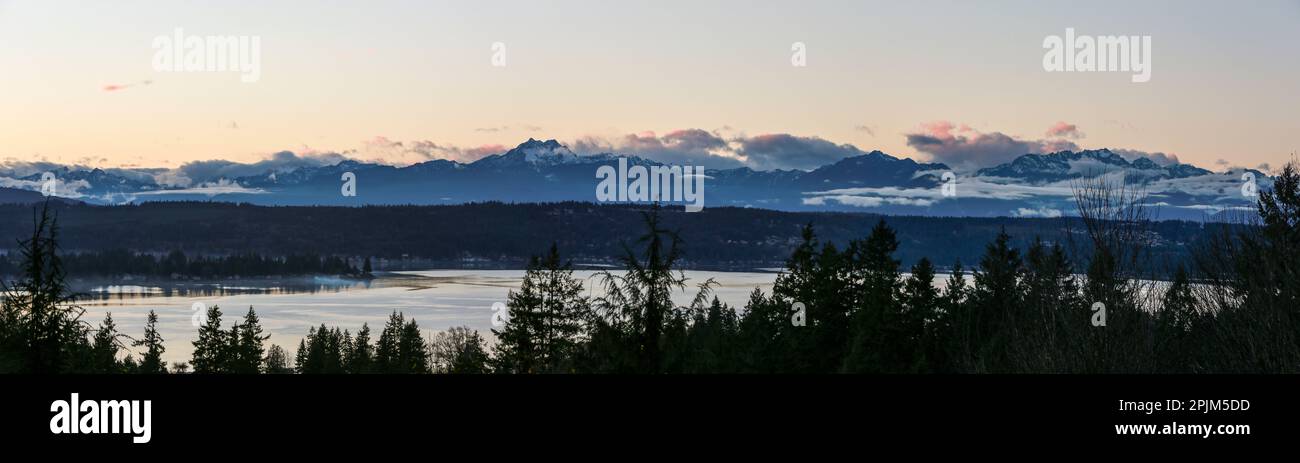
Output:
[{"xmin": 0, "ymin": 201, "xmax": 1214, "ymax": 273}]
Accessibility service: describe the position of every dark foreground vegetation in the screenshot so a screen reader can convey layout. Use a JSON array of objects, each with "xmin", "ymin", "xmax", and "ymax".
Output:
[{"xmin": 1, "ymin": 163, "xmax": 1299, "ymax": 374}]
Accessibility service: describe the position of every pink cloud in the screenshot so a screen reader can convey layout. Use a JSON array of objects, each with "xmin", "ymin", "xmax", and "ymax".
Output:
[
  {"xmin": 906, "ymin": 120, "xmax": 1080, "ymax": 170},
  {"xmin": 362, "ymin": 137, "xmax": 503, "ymax": 163},
  {"xmin": 467, "ymin": 145, "xmax": 506, "ymax": 157},
  {"xmin": 1046, "ymin": 121, "xmax": 1084, "ymax": 139},
  {"xmin": 101, "ymin": 80, "xmax": 152, "ymax": 92},
  {"xmin": 571, "ymin": 129, "xmax": 746, "ymax": 169},
  {"xmin": 919, "ymin": 121, "xmax": 957, "ymax": 140}
]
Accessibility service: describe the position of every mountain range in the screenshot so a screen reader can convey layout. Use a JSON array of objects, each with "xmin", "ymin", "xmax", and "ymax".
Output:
[{"xmin": 1, "ymin": 138, "xmax": 1269, "ymax": 221}]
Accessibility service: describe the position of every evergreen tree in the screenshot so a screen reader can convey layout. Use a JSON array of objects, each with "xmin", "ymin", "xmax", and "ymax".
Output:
[
  {"xmin": 842, "ymin": 219, "xmax": 902, "ymax": 373},
  {"xmin": 340, "ymin": 329, "xmax": 354, "ymax": 372},
  {"xmin": 969, "ymin": 229, "xmax": 1023, "ymax": 372},
  {"xmin": 349, "ymin": 323, "xmax": 373, "ymax": 373},
  {"xmin": 930, "ymin": 261, "xmax": 968, "ymax": 373},
  {"xmin": 451, "ymin": 329, "xmax": 490, "ymax": 374},
  {"xmin": 327, "ymin": 327, "xmax": 345, "ymax": 373},
  {"xmin": 231, "ymin": 307, "xmax": 268, "ymax": 374},
  {"xmin": 226, "ymin": 323, "xmax": 242, "ymax": 371},
  {"xmin": 120, "ymin": 354, "xmax": 139, "ymax": 373},
  {"xmin": 134, "ymin": 311, "xmax": 167, "ymax": 374},
  {"xmin": 398, "ymin": 318, "xmax": 429, "ymax": 373},
  {"xmin": 680, "ymin": 297, "xmax": 739, "ymax": 373},
  {"xmin": 491, "ymin": 243, "xmax": 588, "ymax": 373},
  {"xmin": 0, "ymin": 202, "xmax": 88, "ymax": 373},
  {"xmin": 375, "ymin": 312, "xmax": 403, "ymax": 373},
  {"xmin": 1208, "ymin": 162, "xmax": 1300, "ymax": 372},
  {"xmin": 626, "ymin": 208, "xmax": 678, "ymax": 374},
  {"xmin": 768, "ymin": 224, "xmax": 850, "ymax": 373},
  {"xmin": 1156, "ymin": 265, "xmax": 1198, "ymax": 372},
  {"xmin": 299, "ymin": 324, "xmax": 346, "ymax": 373},
  {"xmin": 735, "ymin": 288, "xmax": 786, "ymax": 373},
  {"xmin": 899, "ymin": 258, "xmax": 937, "ymax": 372},
  {"xmin": 1019, "ymin": 238, "xmax": 1083, "ymax": 372},
  {"xmin": 294, "ymin": 338, "xmax": 308, "ymax": 373},
  {"xmin": 90, "ymin": 312, "xmax": 122, "ymax": 374},
  {"xmin": 591, "ymin": 206, "xmax": 712, "ymax": 373},
  {"xmin": 190, "ymin": 304, "xmax": 228, "ymax": 373}
]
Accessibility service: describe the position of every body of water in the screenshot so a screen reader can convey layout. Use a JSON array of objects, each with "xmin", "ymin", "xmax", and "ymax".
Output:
[{"xmin": 73, "ymin": 270, "xmax": 782, "ymax": 365}]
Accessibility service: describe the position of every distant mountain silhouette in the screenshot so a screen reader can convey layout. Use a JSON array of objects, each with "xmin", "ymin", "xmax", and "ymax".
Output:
[
  {"xmin": 0, "ymin": 187, "xmax": 81, "ymax": 205},
  {"xmin": 1, "ymin": 139, "xmax": 1268, "ymax": 221},
  {"xmin": 975, "ymin": 148, "xmax": 1216, "ymax": 183}
]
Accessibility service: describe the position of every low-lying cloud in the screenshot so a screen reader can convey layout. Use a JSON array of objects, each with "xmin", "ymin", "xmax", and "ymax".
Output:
[
  {"xmin": 905, "ymin": 121, "xmax": 1079, "ymax": 171},
  {"xmin": 572, "ymin": 130, "xmax": 868, "ymax": 171},
  {"xmin": 736, "ymin": 134, "xmax": 867, "ymax": 171},
  {"xmin": 128, "ymin": 179, "xmax": 268, "ymax": 198},
  {"xmin": 1045, "ymin": 121, "xmax": 1084, "ymax": 139},
  {"xmin": 362, "ymin": 136, "xmax": 504, "ymax": 164},
  {"xmin": 162, "ymin": 150, "xmax": 351, "ymax": 187},
  {"xmin": 1112, "ymin": 148, "xmax": 1181, "ymax": 167},
  {"xmin": 572, "ymin": 129, "xmax": 747, "ymax": 169}
]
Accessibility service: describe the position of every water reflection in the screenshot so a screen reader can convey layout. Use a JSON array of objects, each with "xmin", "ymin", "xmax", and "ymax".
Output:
[
  {"xmin": 72, "ymin": 276, "xmax": 382, "ymax": 301},
  {"xmin": 69, "ymin": 271, "xmax": 538, "ymax": 302}
]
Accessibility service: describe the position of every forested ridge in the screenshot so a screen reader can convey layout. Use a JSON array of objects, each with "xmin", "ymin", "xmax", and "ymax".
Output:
[
  {"xmin": 1, "ymin": 164, "xmax": 1299, "ymax": 374},
  {"xmin": 0, "ymin": 201, "xmax": 1213, "ymax": 273},
  {"xmin": 0, "ymin": 249, "xmax": 368, "ymax": 280}
]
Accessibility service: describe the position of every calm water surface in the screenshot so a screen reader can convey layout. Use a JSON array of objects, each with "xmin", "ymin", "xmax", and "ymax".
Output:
[{"xmin": 73, "ymin": 270, "xmax": 781, "ymax": 364}]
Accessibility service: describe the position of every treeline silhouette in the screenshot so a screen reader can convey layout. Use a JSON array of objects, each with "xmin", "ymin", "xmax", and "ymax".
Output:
[
  {"xmin": 0, "ymin": 200, "xmax": 1212, "ymax": 273},
  {"xmin": 0, "ymin": 249, "xmax": 367, "ymax": 280},
  {"xmin": 2, "ymin": 163, "xmax": 1298, "ymax": 373}
]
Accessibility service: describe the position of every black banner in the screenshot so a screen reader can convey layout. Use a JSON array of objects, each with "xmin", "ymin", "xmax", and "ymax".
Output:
[{"xmin": 2, "ymin": 375, "xmax": 1290, "ymax": 452}]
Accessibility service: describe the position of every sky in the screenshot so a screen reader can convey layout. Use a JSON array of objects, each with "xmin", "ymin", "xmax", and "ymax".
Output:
[{"xmin": 0, "ymin": 0, "xmax": 1297, "ymax": 172}]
